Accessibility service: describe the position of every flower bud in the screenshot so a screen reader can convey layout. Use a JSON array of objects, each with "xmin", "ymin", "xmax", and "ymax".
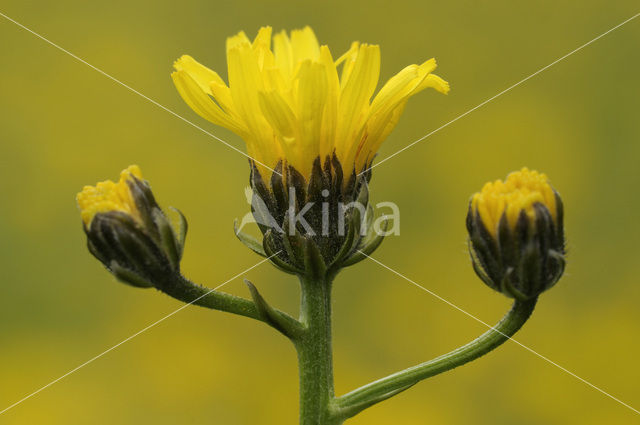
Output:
[
  {"xmin": 76, "ymin": 165, "xmax": 187, "ymax": 287},
  {"xmin": 466, "ymin": 168, "xmax": 565, "ymax": 300}
]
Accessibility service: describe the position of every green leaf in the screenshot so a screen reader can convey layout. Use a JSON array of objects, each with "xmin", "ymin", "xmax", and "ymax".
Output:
[
  {"xmin": 333, "ymin": 382, "xmax": 416, "ymax": 420},
  {"xmin": 244, "ymin": 279, "xmax": 302, "ymax": 339}
]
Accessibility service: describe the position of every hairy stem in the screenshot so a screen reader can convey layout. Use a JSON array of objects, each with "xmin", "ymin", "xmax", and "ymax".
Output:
[
  {"xmin": 154, "ymin": 274, "xmax": 302, "ymax": 337},
  {"xmin": 295, "ymin": 274, "xmax": 342, "ymax": 425}
]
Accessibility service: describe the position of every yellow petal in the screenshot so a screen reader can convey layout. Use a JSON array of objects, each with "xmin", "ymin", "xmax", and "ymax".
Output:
[
  {"xmin": 357, "ymin": 100, "xmax": 408, "ymax": 171},
  {"xmin": 290, "ymin": 26, "xmax": 321, "ymax": 65},
  {"xmin": 171, "ymin": 70, "xmax": 244, "ymax": 133},
  {"xmin": 173, "ymin": 55, "xmax": 236, "ymax": 114},
  {"xmin": 226, "ymin": 30, "xmax": 251, "ymax": 55},
  {"xmin": 173, "ymin": 55, "xmax": 225, "ymax": 95},
  {"xmin": 337, "ymin": 42, "xmax": 360, "ymax": 87},
  {"xmin": 252, "ymin": 26, "xmax": 274, "ymax": 70},
  {"xmin": 227, "ymin": 44, "xmax": 267, "ymax": 135},
  {"xmin": 335, "ymin": 44, "xmax": 380, "ymax": 168},
  {"xmin": 318, "ymin": 46, "xmax": 340, "ymax": 159},
  {"xmin": 338, "ymin": 45, "xmax": 380, "ymax": 125},
  {"xmin": 252, "ymin": 26, "xmax": 273, "ymax": 50},
  {"xmin": 257, "ymin": 90, "xmax": 300, "ymax": 168},
  {"xmin": 369, "ymin": 65, "xmax": 420, "ymax": 115},
  {"xmin": 414, "ymin": 73, "xmax": 450, "ymax": 94},
  {"xmin": 258, "ymin": 89, "xmax": 298, "ymax": 140},
  {"xmin": 359, "ymin": 59, "xmax": 450, "ymax": 167},
  {"xmin": 295, "ymin": 61, "xmax": 328, "ymax": 173},
  {"xmin": 273, "ymin": 30, "xmax": 294, "ymax": 81}
]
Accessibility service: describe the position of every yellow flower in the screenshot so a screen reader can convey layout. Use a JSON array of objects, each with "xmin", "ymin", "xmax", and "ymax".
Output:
[
  {"xmin": 76, "ymin": 165, "xmax": 143, "ymax": 226},
  {"xmin": 172, "ymin": 26, "xmax": 449, "ymax": 180},
  {"xmin": 471, "ymin": 167, "xmax": 558, "ymax": 237}
]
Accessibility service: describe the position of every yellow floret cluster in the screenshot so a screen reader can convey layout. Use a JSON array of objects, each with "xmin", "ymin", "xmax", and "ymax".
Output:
[
  {"xmin": 76, "ymin": 165, "xmax": 143, "ymax": 226},
  {"xmin": 471, "ymin": 168, "xmax": 557, "ymax": 237}
]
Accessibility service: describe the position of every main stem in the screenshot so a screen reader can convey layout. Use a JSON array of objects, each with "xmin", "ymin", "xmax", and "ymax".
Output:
[{"xmin": 295, "ymin": 274, "xmax": 340, "ymax": 425}]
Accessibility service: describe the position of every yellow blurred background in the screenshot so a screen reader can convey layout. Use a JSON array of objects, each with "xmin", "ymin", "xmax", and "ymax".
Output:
[{"xmin": 1, "ymin": 1, "xmax": 639, "ymax": 424}]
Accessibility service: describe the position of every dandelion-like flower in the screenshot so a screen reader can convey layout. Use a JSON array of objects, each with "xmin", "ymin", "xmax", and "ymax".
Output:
[
  {"xmin": 172, "ymin": 26, "xmax": 449, "ymax": 274},
  {"xmin": 467, "ymin": 168, "xmax": 566, "ymax": 299}
]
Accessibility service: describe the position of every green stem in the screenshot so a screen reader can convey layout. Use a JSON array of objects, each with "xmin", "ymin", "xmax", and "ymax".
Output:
[
  {"xmin": 155, "ymin": 274, "xmax": 302, "ymax": 337},
  {"xmin": 333, "ymin": 297, "xmax": 538, "ymax": 420},
  {"xmin": 295, "ymin": 274, "xmax": 341, "ymax": 425}
]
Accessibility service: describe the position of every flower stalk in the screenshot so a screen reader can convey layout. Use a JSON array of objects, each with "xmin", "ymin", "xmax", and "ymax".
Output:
[
  {"xmin": 332, "ymin": 298, "xmax": 538, "ymax": 420},
  {"xmin": 154, "ymin": 273, "xmax": 303, "ymax": 337}
]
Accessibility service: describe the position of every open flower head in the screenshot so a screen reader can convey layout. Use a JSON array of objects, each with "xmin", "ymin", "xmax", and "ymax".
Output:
[
  {"xmin": 77, "ymin": 165, "xmax": 143, "ymax": 227},
  {"xmin": 172, "ymin": 26, "xmax": 449, "ymax": 180},
  {"xmin": 467, "ymin": 168, "xmax": 565, "ymax": 300}
]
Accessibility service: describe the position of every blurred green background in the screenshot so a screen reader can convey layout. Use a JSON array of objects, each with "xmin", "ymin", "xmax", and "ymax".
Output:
[{"xmin": 1, "ymin": 1, "xmax": 639, "ymax": 424}]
